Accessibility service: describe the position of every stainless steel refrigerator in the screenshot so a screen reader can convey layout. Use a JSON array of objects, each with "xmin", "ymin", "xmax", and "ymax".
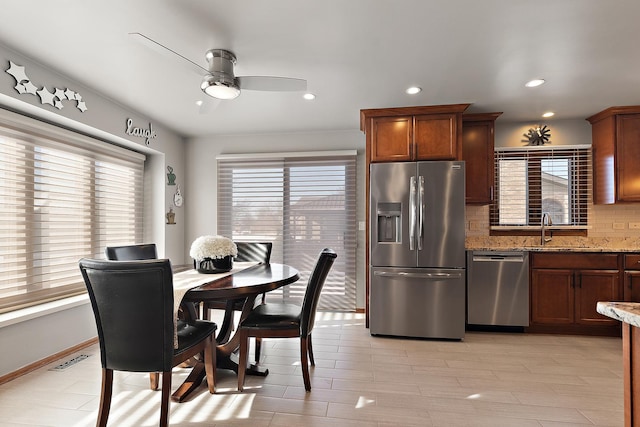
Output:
[{"xmin": 369, "ymin": 161, "xmax": 466, "ymax": 339}]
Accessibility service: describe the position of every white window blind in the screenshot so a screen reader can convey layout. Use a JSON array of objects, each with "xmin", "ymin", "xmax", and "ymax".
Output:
[
  {"xmin": 0, "ymin": 111, "xmax": 145, "ymax": 313},
  {"xmin": 217, "ymin": 152, "xmax": 357, "ymax": 311},
  {"xmin": 491, "ymin": 146, "xmax": 591, "ymax": 228}
]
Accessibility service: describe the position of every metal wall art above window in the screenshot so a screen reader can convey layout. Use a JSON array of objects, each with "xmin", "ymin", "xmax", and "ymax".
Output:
[
  {"xmin": 5, "ymin": 61, "xmax": 88, "ymax": 112},
  {"xmin": 490, "ymin": 146, "xmax": 591, "ymax": 229},
  {"xmin": 522, "ymin": 124, "xmax": 551, "ymax": 146}
]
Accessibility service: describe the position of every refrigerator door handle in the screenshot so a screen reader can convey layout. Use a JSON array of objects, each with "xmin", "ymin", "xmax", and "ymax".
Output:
[
  {"xmin": 418, "ymin": 175, "xmax": 424, "ymax": 251},
  {"xmin": 409, "ymin": 175, "xmax": 416, "ymax": 251},
  {"xmin": 373, "ymin": 271, "xmax": 463, "ymax": 279}
]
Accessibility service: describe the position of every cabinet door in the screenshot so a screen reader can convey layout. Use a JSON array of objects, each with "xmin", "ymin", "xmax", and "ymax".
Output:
[
  {"xmin": 413, "ymin": 114, "xmax": 458, "ymax": 160},
  {"xmin": 575, "ymin": 270, "xmax": 620, "ymax": 326},
  {"xmin": 617, "ymin": 114, "xmax": 640, "ymax": 202},
  {"xmin": 370, "ymin": 116, "xmax": 412, "ymax": 162},
  {"xmin": 531, "ymin": 269, "xmax": 574, "ymax": 325},
  {"xmin": 462, "ymin": 120, "xmax": 494, "ymax": 204},
  {"xmin": 625, "ymin": 271, "xmax": 640, "ymax": 302}
]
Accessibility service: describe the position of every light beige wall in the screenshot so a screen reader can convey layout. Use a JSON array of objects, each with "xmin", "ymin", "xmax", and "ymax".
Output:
[{"xmin": 495, "ymin": 119, "xmax": 592, "ymax": 148}]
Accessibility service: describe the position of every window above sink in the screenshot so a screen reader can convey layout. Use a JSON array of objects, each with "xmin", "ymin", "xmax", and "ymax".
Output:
[{"xmin": 490, "ymin": 145, "xmax": 591, "ymax": 234}]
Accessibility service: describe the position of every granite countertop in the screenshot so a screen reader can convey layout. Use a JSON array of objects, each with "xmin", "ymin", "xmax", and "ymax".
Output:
[
  {"xmin": 466, "ymin": 236, "xmax": 640, "ymax": 253},
  {"xmin": 597, "ymin": 302, "xmax": 640, "ymax": 328}
]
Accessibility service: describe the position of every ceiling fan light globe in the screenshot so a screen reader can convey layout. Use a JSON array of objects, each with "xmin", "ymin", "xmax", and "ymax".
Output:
[{"xmin": 201, "ymin": 75, "xmax": 240, "ymax": 100}]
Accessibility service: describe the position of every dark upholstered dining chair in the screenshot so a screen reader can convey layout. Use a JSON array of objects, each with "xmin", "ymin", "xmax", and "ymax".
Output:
[
  {"xmin": 237, "ymin": 248, "xmax": 337, "ymax": 392},
  {"xmin": 79, "ymin": 258, "xmax": 217, "ymax": 427},
  {"xmin": 105, "ymin": 244, "xmax": 199, "ymax": 322},
  {"xmin": 202, "ymin": 241, "xmax": 273, "ymax": 318},
  {"xmin": 105, "ymin": 243, "xmax": 157, "ymax": 261}
]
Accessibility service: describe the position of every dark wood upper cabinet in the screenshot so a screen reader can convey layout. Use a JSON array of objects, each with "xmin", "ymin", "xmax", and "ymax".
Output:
[
  {"xmin": 361, "ymin": 104, "xmax": 470, "ymax": 163},
  {"xmin": 413, "ymin": 113, "xmax": 460, "ymax": 160},
  {"xmin": 369, "ymin": 116, "xmax": 412, "ymax": 162},
  {"xmin": 462, "ymin": 113, "xmax": 502, "ymax": 205},
  {"xmin": 587, "ymin": 106, "xmax": 640, "ymax": 204}
]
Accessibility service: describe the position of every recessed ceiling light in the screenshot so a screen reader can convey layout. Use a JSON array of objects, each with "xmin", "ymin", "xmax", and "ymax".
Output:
[
  {"xmin": 196, "ymin": 100, "xmax": 204, "ymax": 106},
  {"xmin": 525, "ymin": 79, "xmax": 545, "ymax": 88},
  {"xmin": 406, "ymin": 86, "xmax": 422, "ymax": 95},
  {"xmin": 303, "ymin": 93, "xmax": 316, "ymax": 100},
  {"xmin": 542, "ymin": 111, "xmax": 555, "ymax": 118}
]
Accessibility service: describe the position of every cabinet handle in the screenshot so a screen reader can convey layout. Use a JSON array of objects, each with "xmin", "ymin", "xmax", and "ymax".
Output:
[
  {"xmin": 490, "ymin": 186, "xmax": 494, "ymax": 202},
  {"xmin": 577, "ymin": 272, "xmax": 582, "ymax": 288}
]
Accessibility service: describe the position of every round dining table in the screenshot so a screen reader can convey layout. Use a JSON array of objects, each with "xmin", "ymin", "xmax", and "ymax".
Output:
[{"xmin": 172, "ymin": 262, "xmax": 299, "ymax": 401}]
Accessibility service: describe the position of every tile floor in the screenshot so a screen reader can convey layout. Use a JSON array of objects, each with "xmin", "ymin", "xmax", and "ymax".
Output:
[{"xmin": 0, "ymin": 312, "xmax": 625, "ymax": 426}]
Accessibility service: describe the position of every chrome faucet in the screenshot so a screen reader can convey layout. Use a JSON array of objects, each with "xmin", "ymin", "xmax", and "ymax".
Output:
[{"xmin": 541, "ymin": 212, "xmax": 552, "ymax": 245}]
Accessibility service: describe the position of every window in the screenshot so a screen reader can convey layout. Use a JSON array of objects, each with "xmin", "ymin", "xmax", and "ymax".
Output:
[
  {"xmin": 217, "ymin": 152, "xmax": 357, "ymax": 311},
  {"xmin": 491, "ymin": 146, "xmax": 591, "ymax": 228},
  {"xmin": 0, "ymin": 111, "xmax": 145, "ymax": 313}
]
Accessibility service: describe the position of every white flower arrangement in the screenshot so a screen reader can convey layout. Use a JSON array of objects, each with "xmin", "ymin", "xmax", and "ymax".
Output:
[{"xmin": 189, "ymin": 235, "xmax": 238, "ymax": 260}]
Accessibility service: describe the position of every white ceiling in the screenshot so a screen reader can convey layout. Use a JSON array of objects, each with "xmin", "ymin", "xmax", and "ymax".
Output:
[{"xmin": 1, "ymin": 0, "xmax": 640, "ymax": 138}]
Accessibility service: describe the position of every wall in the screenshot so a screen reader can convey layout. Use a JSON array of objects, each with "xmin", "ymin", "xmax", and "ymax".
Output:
[
  {"xmin": 495, "ymin": 119, "xmax": 592, "ymax": 148},
  {"xmin": 185, "ymin": 130, "xmax": 367, "ymax": 307},
  {"xmin": 466, "ymin": 118, "xmax": 640, "ymax": 241},
  {"xmin": 0, "ymin": 42, "xmax": 186, "ymax": 377}
]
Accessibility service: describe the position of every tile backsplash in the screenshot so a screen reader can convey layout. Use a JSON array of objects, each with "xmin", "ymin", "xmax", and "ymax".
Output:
[{"xmin": 466, "ymin": 204, "xmax": 640, "ymax": 238}]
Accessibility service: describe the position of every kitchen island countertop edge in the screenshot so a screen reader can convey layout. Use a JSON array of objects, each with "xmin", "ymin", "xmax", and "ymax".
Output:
[{"xmin": 597, "ymin": 302, "xmax": 640, "ymax": 328}]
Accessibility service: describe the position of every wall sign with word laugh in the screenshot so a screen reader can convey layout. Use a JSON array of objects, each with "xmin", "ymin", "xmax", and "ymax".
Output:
[{"xmin": 125, "ymin": 118, "xmax": 157, "ymax": 145}]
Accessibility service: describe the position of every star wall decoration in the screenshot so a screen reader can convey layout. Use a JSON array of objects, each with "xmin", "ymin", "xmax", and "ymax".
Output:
[
  {"xmin": 37, "ymin": 87, "xmax": 56, "ymax": 107},
  {"xmin": 5, "ymin": 60, "xmax": 88, "ymax": 112}
]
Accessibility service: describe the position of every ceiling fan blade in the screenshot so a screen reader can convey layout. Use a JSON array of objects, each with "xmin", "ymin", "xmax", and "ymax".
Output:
[
  {"xmin": 129, "ymin": 32, "xmax": 208, "ymax": 75},
  {"xmin": 237, "ymin": 76, "xmax": 307, "ymax": 92}
]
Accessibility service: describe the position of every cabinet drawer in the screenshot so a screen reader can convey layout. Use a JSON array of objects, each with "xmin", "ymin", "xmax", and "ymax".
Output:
[
  {"xmin": 625, "ymin": 254, "xmax": 640, "ymax": 270},
  {"xmin": 531, "ymin": 252, "xmax": 618, "ymax": 269}
]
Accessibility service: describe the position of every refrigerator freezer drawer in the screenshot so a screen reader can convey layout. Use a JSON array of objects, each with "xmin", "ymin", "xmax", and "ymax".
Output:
[{"xmin": 369, "ymin": 267, "xmax": 465, "ymax": 339}]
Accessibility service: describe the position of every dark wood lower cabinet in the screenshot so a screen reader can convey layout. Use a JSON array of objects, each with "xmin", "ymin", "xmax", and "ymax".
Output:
[
  {"xmin": 529, "ymin": 253, "xmax": 621, "ymax": 336},
  {"xmin": 625, "ymin": 271, "xmax": 640, "ymax": 301},
  {"xmin": 576, "ymin": 270, "xmax": 622, "ymax": 326},
  {"xmin": 624, "ymin": 255, "xmax": 640, "ymax": 301}
]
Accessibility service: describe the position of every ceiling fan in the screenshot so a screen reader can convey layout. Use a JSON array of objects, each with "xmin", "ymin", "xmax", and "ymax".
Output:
[{"xmin": 129, "ymin": 32, "xmax": 307, "ymax": 100}]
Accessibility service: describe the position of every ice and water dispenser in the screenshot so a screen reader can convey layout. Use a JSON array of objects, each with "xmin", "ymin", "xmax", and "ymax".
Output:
[{"xmin": 375, "ymin": 202, "xmax": 401, "ymax": 243}]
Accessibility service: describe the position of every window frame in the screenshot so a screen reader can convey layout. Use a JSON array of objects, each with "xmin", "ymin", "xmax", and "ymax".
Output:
[
  {"xmin": 490, "ymin": 145, "xmax": 590, "ymax": 235},
  {"xmin": 0, "ymin": 109, "xmax": 145, "ymax": 313},
  {"xmin": 217, "ymin": 151, "xmax": 357, "ymax": 311}
]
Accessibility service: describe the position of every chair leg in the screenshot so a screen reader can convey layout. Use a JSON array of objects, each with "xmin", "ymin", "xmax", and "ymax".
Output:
[
  {"xmin": 97, "ymin": 368, "xmax": 113, "ymax": 427},
  {"xmin": 307, "ymin": 334, "xmax": 315, "ymax": 366},
  {"xmin": 160, "ymin": 371, "xmax": 172, "ymax": 427},
  {"xmin": 300, "ymin": 337, "xmax": 312, "ymax": 392},
  {"xmin": 237, "ymin": 330, "xmax": 249, "ymax": 391},
  {"xmin": 255, "ymin": 337, "xmax": 262, "ymax": 364},
  {"xmin": 150, "ymin": 372, "xmax": 159, "ymax": 390},
  {"xmin": 204, "ymin": 335, "xmax": 216, "ymax": 394},
  {"xmin": 201, "ymin": 302, "xmax": 211, "ymax": 320}
]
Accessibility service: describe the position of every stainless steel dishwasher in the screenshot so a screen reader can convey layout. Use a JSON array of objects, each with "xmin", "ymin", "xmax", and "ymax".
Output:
[{"xmin": 467, "ymin": 251, "xmax": 529, "ymax": 327}]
